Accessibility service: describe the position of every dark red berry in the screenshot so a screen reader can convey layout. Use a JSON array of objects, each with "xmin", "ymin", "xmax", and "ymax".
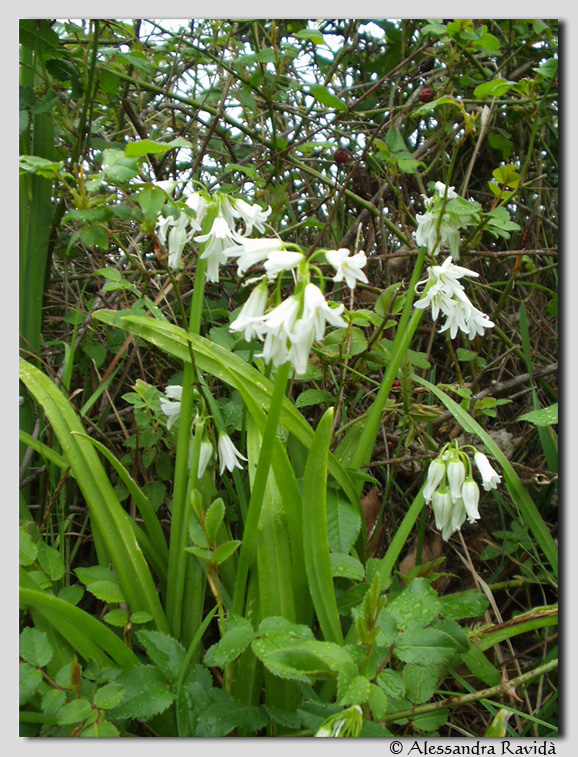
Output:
[
  {"xmin": 334, "ymin": 148, "xmax": 350, "ymax": 165},
  {"xmin": 419, "ymin": 88, "xmax": 435, "ymax": 104}
]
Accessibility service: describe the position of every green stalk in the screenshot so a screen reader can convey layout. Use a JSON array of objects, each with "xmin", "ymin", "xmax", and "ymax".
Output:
[
  {"xmin": 165, "ymin": 256, "xmax": 208, "ymax": 639},
  {"xmin": 233, "ymin": 362, "xmax": 291, "ymax": 615},
  {"xmin": 350, "ymin": 247, "xmax": 427, "ymax": 479}
]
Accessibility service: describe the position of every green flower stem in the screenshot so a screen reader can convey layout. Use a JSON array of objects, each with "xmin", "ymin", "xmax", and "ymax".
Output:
[
  {"xmin": 233, "ymin": 361, "xmax": 292, "ymax": 615},
  {"xmin": 165, "ymin": 254, "xmax": 208, "ymax": 639},
  {"xmin": 350, "ymin": 246, "xmax": 427, "ymax": 480}
]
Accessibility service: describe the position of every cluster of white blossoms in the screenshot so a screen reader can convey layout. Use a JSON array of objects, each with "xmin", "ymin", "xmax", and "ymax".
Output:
[
  {"xmin": 423, "ymin": 442, "xmax": 501, "ymax": 540},
  {"xmin": 158, "ymin": 386, "xmax": 246, "ymax": 477},
  {"xmin": 414, "ymin": 256, "xmax": 494, "ymax": 339},
  {"xmin": 229, "ymin": 247, "xmax": 368, "ymax": 375},
  {"xmin": 155, "ymin": 190, "xmax": 272, "ymax": 280},
  {"xmin": 415, "ymin": 182, "xmax": 481, "ymax": 260}
]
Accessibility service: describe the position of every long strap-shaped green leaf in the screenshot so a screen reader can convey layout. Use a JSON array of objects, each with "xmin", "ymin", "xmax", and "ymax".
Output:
[
  {"xmin": 19, "ymin": 585, "xmax": 140, "ymax": 668},
  {"xmin": 302, "ymin": 407, "xmax": 343, "ymax": 645},
  {"xmin": 92, "ymin": 310, "xmax": 359, "ymax": 511},
  {"xmin": 415, "ymin": 376, "xmax": 558, "ymax": 579},
  {"xmin": 19, "ymin": 359, "xmax": 169, "ymax": 631}
]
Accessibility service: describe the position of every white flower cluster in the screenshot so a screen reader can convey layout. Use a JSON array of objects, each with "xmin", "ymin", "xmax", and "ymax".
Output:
[
  {"xmin": 415, "ymin": 182, "xmax": 481, "ymax": 260},
  {"xmin": 154, "ymin": 191, "xmax": 272, "ymax": 280},
  {"xmin": 229, "ymin": 248, "xmax": 367, "ymax": 375},
  {"xmin": 159, "ymin": 385, "xmax": 247, "ymax": 476},
  {"xmin": 414, "ymin": 256, "xmax": 494, "ymax": 339},
  {"xmin": 423, "ymin": 443, "xmax": 501, "ymax": 541}
]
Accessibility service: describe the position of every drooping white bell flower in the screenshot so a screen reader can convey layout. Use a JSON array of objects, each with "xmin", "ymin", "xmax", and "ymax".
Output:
[
  {"xmin": 232, "ymin": 198, "xmax": 272, "ymax": 235},
  {"xmin": 225, "ymin": 238, "xmax": 286, "ymax": 276},
  {"xmin": 159, "ymin": 385, "xmax": 183, "ymax": 430},
  {"xmin": 195, "ymin": 216, "xmax": 242, "ymax": 283},
  {"xmin": 474, "ymin": 451, "xmax": 502, "ymax": 491},
  {"xmin": 423, "ymin": 458, "xmax": 446, "ymax": 502},
  {"xmin": 325, "ymin": 248, "xmax": 369, "ymax": 289},
  {"xmin": 197, "ymin": 439, "xmax": 215, "ymax": 479},
  {"xmin": 167, "ymin": 213, "xmax": 192, "ymax": 269},
  {"xmin": 263, "ymin": 250, "xmax": 304, "ymax": 280},
  {"xmin": 461, "ymin": 479, "xmax": 481, "ymax": 523},
  {"xmin": 447, "ymin": 459, "xmax": 466, "ymax": 500},
  {"xmin": 230, "ymin": 281, "xmax": 268, "ymax": 341},
  {"xmin": 301, "ymin": 283, "xmax": 347, "ymax": 340},
  {"xmin": 217, "ymin": 434, "xmax": 247, "ymax": 474}
]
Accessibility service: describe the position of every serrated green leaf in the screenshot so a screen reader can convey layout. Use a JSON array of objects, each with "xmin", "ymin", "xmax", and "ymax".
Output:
[
  {"xmin": 411, "ymin": 707, "xmax": 448, "ymax": 731},
  {"xmin": 204, "ymin": 616, "xmax": 256, "ymax": 668},
  {"xmin": 93, "ymin": 683, "xmax": 125, "ymax": 709},
  {"xmin": 330, "ymin": 552, "xmax": 365, "ymax": 581},
  {"xmin": 57, "ymin": 698, "xmax": 93, "ymax": 725},
  {"xmin": 85, "ymin": 580, "xmax": 126, "ymax": 604},
  {"xmin": 36, "ymin": 541, "xmax": 65, "ymax": 581},
  {"xmin": 377, "ymin": 668, "xmax": 406, "ymax": 698},
  {"xmin": 136, "ymin": 630, "xmax": 186, "ymax": 684},
  {"xmin": 394, "ymin": 628, "xmax": 459, "ymax": 665},
  {"xmin": 130, "ymin": 610, "xmax": 154, "ymax": 624},
  {"xmin": 57, "ymin": 584, "xmax": 85, "ymax": 606},
  {"xmin": 338, "ymin": 674, "xmax": 371, "ymax": 706},
  {"xmin": 441, "ymin": 590, "xmax": 489, "ymax": 620},
  {"xmin": 19, "ymin": 662, "xmax": 43, "ymax": 705},
  {"xmin": 80, "ymin": 720, "xmax": 120, "ymax": 737},
  {"xmin": 387, "ymin": 578, "xmax": 442, "ymax": 631},
  {"xmin": 110, "ymin": 665, "xmax": 175, "ymax": 721},
  {"xmin": 20, "ymin": 627, "xmax": 53, "ymax": 667},
  {"xmin": 195, "ymin": 690, "xmax": 268, "ymax": 737},
  {"xmin": 103, "ymin": 609, "xmax": 129, "ymax": 627},
  {"xmin": 403, "ymin": 663, "xmax": 440, "ymax": 704},
  {"xmin": 368, "ymin": 683, "xmax": 388, "ymax": 721},
  {"xmin": 41, "ymin": 687, "xmax": 66, "ymax": 716}
]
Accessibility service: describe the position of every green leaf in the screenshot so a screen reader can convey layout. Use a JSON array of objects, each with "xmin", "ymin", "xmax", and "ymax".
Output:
[
  {"xmin": 204, "ymin": 497, "xmax": 225, "ymax": 545},
  {"xmin": 518, "ymin": 403, "xmax": 558, "ymax": 427},
  {"xmin": 441, "ymin": 591, "xmax": 489, "ymax": 620},
  {"xmin": 80, "ymin": 224, "xmax": 109, "ymax": 250},
  {"xmin": 411, "ymin": 708, "xmax": 448, "ymax": 731},
  {"xmin": 461, "ymin": 643, "xmax": 501, "ymax": 687},
  {"xmin": 19, "ymin": 662, "xmax": 43, "ymax": 705},
  {"xmin": 57, "ymin": 698, "xmax": 93, "ymax": 725},
  {"xmin": 394, "ymin": 628, "xmax": 460, "ymax": 665},
  {"xmin": 368, "ymin": 683, "xmax": 388, "ymax": 721},
  {"xmin": 195, "ymin": 690, "xmax": 268, "ymax": 737},
  {"xmin": 387, "ymin": 578, "xmax": 442, "ymax": 631},
  {"xmin": 338, "ymin": 674, "xmax": 371, "ymax": 706},
  {"xmin": 254, "ymin": 639, "xmax": 354, "ymax": 683},
  {"xmin": 80, "ymin": 721, "xmax": 120, "ymax": 737},
  {"xmin": 295, "ymin": 389, "xmax": 335, "ymax": 408},
  {"xmin": 326, "ymin": 490, "xmax": 362, "ymax": 554},
  {"xmin": 85, "ymin": 580, "xmax": 126, "ymax": 604},
  {"xmin": 474, "ymin": 78, "xmax": 515, "ymax": 98},
  {"xmin": 19, "ymin": 528, "xmax": 38, "ymax": 566},
  {"xmin": 204, "ymin": 615, "xmax": 256, "ymax": 668},
  {"xmin": 213, "ymin": 540, "xmax": 242, "ymax": 565},
  {"xmin": 294, "ymin": 29, "xmax": 325, "ymax": 44},
  {"xmin": 377, "ymin": 669, "xmax": 406, "ymax": 698},
  {"xmin": 41, "ymin": 687, "xmax": 67, "ymax": 716},
  {"xmin": 103, "ymin": 609, "xmax": 129, "ymax": 627},
  {"xmin": 125, "ymin": 137, "xmax": 192, "ymax": 157},
  {"xmin": 136, "ymin": 630, "xmax": 186, "ymax": 684},
  {"xmin": 308, "ymin": 84, "xmax": 347, "ymax": 112},
  {"xmin": 110, "ymin": 665, "xmax": 175, "ymax": 721},
  {"xmin": 93, "ymin": 683, "xmax": 125, "ymax": 710},
  {"xmin": 20, "ymin": 627, "xmax": 53, "ymax": 667},
  {"xmin": 302, "ymin": 408, "xmax": 344, "ymax": 644},
  {"xmin": 136, "ymin": 186, "xmax": 167, "ymax": 222},
  {"xmin": 36, "ymin": 541, "xmax": 65, "ymax": 581},
  {"xmin": 330, "ymin": 552, "xmax": 365, "ymax": 581},
  {"xmin": 403, "ymin": 663, "xmax": 440, "ymax": 704},
  {"xmin": 102, "ymin": 148, "xmax": 141, "ymax": 183}
]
